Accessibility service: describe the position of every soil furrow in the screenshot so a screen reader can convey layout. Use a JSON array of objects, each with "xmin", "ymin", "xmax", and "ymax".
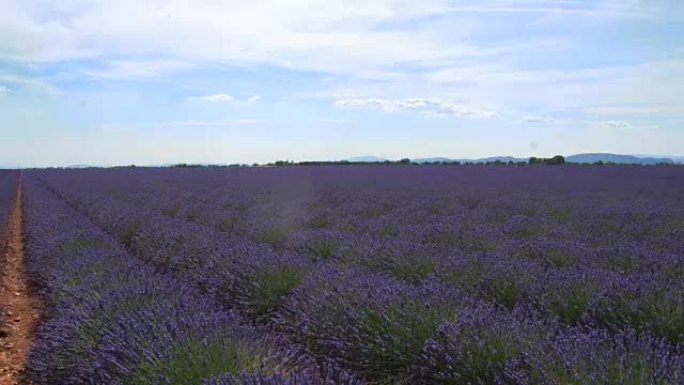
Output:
[{"xmin": 0, "ymin": 179, "xmax": 41, "ymax": 385}]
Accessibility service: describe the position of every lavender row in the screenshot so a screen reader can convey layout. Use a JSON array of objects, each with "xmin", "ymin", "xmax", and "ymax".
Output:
[{"xmin": 22, "ymin": 176, "xmax": 362, "ymax": 385}]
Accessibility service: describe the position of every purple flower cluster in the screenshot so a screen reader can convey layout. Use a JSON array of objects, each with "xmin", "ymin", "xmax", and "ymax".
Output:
[
  {"xmin": 276, "ymin": 263, "xmax": 464, "ymax": 383},
  {"xmin": 24, "ymin": 166, "xmax": 684, "ymax": 383}
]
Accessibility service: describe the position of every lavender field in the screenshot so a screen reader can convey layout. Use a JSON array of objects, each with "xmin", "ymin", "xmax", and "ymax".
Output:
[{"xmin": 15, "ymin": 166, "xmax": 684, "ymax": 383}]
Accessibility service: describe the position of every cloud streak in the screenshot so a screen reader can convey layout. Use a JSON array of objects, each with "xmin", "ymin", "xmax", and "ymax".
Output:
[
  {"xmin": 188, "ymin": 94, "xmax": 234, "ymax": 103},
  {"xmin": 600, "ymin": 120, "xmax": 658, "ymax": 131},
  {"xmin": 334, "ymin": 98, "xmax": 501, "ymax": 120},
  {"xmin": 522, "ymin": 115, "xmax": 558, "ymax": 124}
]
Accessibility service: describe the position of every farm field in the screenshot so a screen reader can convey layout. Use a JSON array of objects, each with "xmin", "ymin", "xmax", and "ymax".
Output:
[{"xmin": 2, "ymin": 166, "xmax": 684, "ymax": 384}]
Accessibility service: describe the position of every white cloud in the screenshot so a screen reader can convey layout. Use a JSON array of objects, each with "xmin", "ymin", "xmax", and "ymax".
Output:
[
  {"xmin": 522, "ymin": 115, "xmax": 557, "ymax": 124},
  {"xmin": 335, "ymin": 98, "xmax": 394, "ymax": 111},
  {"xmin": 334, "ymin": 98, "xmax": 500, "ymax": 120},
  {"xmin": 188, "ymin": 94, "xmax": 234, "ymax": 103},
  {"xmin": 247, "ymin": 95, "xmax": 261, "ymax": 104},
  {"xmin": 0, "ymin": 85, "xmax": 10, "ymax": 93},
  {"xmin": 0, "ymin": 0, "xmax": 529, "ymax": 77},
  {"xmin": 603, "ymin": 120, "xmax": 631, "ymax": 128},
  {"xmin": 2, "ymin": 0, "xmax": 680, "ymax": 121},
  {"xmin": 600, "ymin": 120, "xmax": 658, "ymax": 131}
]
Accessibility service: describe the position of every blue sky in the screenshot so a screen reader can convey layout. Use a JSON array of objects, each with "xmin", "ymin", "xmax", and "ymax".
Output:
[{"xmin": 1, "ymin": 0, "xmax": 683, "ymax": 167}]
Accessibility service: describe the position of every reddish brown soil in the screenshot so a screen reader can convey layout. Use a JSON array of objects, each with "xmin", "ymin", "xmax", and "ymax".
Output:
[{"xmin": 0, "ymin": 182, "xmax": 40, "ymax": 385}]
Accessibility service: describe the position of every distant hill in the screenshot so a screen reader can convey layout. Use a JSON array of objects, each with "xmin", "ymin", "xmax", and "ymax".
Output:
[
  {"xmin": 412, "ymin": 157, "xmax": 456, "ymax": 163},
  {"xmin": 632, "ymin": 155, "xmax": 684, "ymax": 164},
  {"xmin": 565, "ymin": 153, "xmax": 674, "ymax": 165},
  {"xmin": 346, "ymin": 156, "xmax": 387, "ymax": 163},
  {"xmin": 413, "ymin": 156, "xmax": 527, "ymax": 164},
  {"xmin": 476, "ymin": 156, "xmax": 528, "ymax": 164},
  {"xmin": 349, "ymin": 153, "xmax": 678, "ymax": 165}
]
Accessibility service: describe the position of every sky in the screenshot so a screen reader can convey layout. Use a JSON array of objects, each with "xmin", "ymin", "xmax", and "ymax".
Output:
[{"xmin": 0, "ymin": 0, "xmax": 683, "ymax": 167}]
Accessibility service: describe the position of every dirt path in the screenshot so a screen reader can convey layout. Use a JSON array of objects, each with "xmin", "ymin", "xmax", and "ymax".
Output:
[{"xmin": 0, "ymin": 180, "xmax": 40, "ymax": 385}]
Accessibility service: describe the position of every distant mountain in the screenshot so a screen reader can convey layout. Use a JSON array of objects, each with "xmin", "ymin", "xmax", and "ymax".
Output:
[
  {"xmin": 476, "ymin": 156, "xmax": 528, "ymax": 163},
  {"xmin": 346, "ymin": 156, "xmax": 387, "ymax": 163},
  {"xmin": 566, "ymin": 153, "xmax": 674, "ymax": 165},
  {"xmin": 632, "ymin": 155, "xmax": 684, "ymax": 164},
  {"xmin": 358, "ymin": 153, "xmax": 676, "ymax": 165},
  {"xmin": 413, "ymin": 156, "xmax": 527, "ymax": 164},
  {"xmin": 412, "ymin": 157, "xmax": 455, "ymax": 163}
]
